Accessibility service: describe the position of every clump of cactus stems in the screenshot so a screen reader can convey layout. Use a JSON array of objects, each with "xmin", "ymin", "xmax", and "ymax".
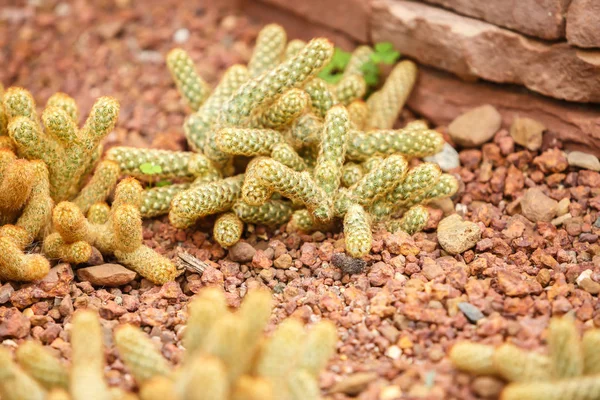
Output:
[
  {"xmin": 43, "ymin": 178, "xmax": 177, "ymax": 284},
  {"xmin": 105, "ymin": 23, "xmax": 457, "ymax": 258},
  {"xmin": 0, "ymin": 85, "xmax": 129, "ymax": 282},
  {"xmin": 0, "ymin": 287, "xmax": 337, "ymax": 400},
  {"xmin": 450, "ymin": 315, "xmax": 600, "ymax": 399}
]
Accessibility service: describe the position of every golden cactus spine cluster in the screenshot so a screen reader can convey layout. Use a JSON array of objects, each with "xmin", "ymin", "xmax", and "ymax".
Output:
[
  {"xmin": 4, "ymin": 88, "xmax": 120, "ymax": 202},
  {"xmin": 43, "ymin": 178, "xmax": 177, "ymax": 284},
  {"xmin": 450, "ymin": 316, "xmax": 600, "ymax": 399}
]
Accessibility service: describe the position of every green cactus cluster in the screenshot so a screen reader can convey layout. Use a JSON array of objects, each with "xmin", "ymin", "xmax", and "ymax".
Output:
[
  {"xmin": 450, "ymin": 316, "xmax": 600, "ymax": 400},
  {"xmin": 137, "ymin": 24, "xmax": 455, "ymax": 255},
  {"xmin": 0, "ymin": 23, "xmax": 458, "ymax": 284},
  {"xmin": 0, "ymin": 287, "xmax": 337, "ymax": 400}
]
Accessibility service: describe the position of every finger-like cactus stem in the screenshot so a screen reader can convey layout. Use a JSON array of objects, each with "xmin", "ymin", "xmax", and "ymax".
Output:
[
  {"xmin": 341, "ymin": 162, "xmax": 364, "ymax": 187},
  {"xmin": 0, "ymin": 347, "xmax": 46, "ymax": 400},
  {"xmin": 184, "ymin": 65, "xmax": 249, "ymax": 151},
  {"xmin": 303, "ymin": 79, "xmax": 334, "ymax": 118},
  {"xmin": 72, "ymin": 160, "xmax": 120, "ymax": 214},
  {"xmin": 314, "ymin": 105, "xmax": 350, "ymax": 195},
  {"xmin": 15, "ymin": 341, "xmax": 69, "ymax": 390},
  {"xmin": 343, "ymin": 204, "xmax": 372, "ymax": 257},
  {"xmin": 449, "ymin": 342, "xmax": 497, "ymax": 376},
  {"xmin": 106, "ymin": 147, "xmax": 216, "ymax": 181},
  {"xmin": 248, "ymin": 24, "xmax": 287, "ymax": 78},
  {"xmin": 140, "ymin": 183, "xmax": 191, "ymax": 218},
  {"xmin": 114, "ymin": 325, "xmax": 172, "ymax": 385},
  {"xmin": 347, "ymin": 100, "xmax": 369, "ymax": 129},
  {"xmin": 213, "ymin": 212, "xmax": 244, "ymax": 248},
  {"xmin": 216, "ymin": 128, "xmax": 284, "ymax": 156},
  {"xmin": 366, "ymin": 60, "xmax": 418, "ymax": 129},
  {"xmin": 233, "ymin": 199, "xmax": 293, "ymax": 226},
  {"xmin": 386, "ymin": 205, "xmax": 429, "ymax": 235},
  {"xmin": 333, "ymin": 74, "xmax": 367, "ymax": 106},
  {"xmin": 252, "ymin": 158, "xmax": 333, "ymax": 222},
  {"xmin": 220, "ymin": 38, "xmax": 333, "ymax": 127},
  {"xmin": 169, "ymin": 174, "xmax": 244, "ymax": 229},
  {"xmin": 492, "ymin": 343, "xmax": 552, "ymax": 383},
  {"xmin": 548, "ymin": 316, "xmax": 584, "ymax": 379},
  {"xmin": 346, "ymin": 126, "xmax": 444, "ymax": 161},
  {"xmin": 249, "ymin": 89, "xmax": 309, "ymax": 129},
  {"xmin": 70, "ymin": 310, "xmax": 112, "ymax": 400},
  {"xmin": 166, "ymin": 48, "xmax": 210, "ymax": 111}
]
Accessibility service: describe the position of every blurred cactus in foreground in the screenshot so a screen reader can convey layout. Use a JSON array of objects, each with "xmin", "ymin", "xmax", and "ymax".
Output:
[
  {"xmin": 450, "ymin": 315, "xmax": 600, "ymax": 400},
  {"xmin": 1, "ymin": 287, "xmax": 338, "ymax": 400}
]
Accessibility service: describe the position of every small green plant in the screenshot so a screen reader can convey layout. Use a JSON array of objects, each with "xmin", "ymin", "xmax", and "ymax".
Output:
[
  {"xmin": 139, "ymin": 162, "xmax": 170, "ymax": 187},
  {"xmin": 318, "ymin": 42, "xmax": 401, "ymax": 88}
]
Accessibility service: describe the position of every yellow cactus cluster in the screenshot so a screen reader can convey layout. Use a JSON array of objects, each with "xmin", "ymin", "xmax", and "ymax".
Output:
[
  {"xmin": 0, "ymin": 85, "xmax": 124, "ymax": 282},
  {"xmin": 450, "ymin": 316, "xmax": 600, "ymax": 400},
  {"xmin": 43, "ymin": 179, "xmax": 177, "ymax": 284},
  {"xmin": 0, "ymin": 287, "xmax": 338, "ymax": 400}
]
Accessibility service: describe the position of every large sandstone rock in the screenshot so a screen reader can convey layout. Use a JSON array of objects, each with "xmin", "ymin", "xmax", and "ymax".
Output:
[
  {"xmin": 371, "ymin": 0, "xmax": 600, "ymax": 103},
  {"xmin": 407, "ymin": 67, "xmax": 600, "ymax": 156},
  {"xmin": 417, "ymin": 0, "xmax": 569, "ymax": 40},
  {"xmin": 566, "ymin": 0, "xmax": 600, "ymax": 48},
  {"xmin": 241, "ymin": 0, "xmax": 371, "ymax": 42}
]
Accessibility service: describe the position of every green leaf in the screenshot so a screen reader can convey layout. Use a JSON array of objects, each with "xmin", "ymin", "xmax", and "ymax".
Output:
[
  {"xmin": 364, "ymin": 72, "xmax": 379, "ymax": 87},
  {"xmin": 369, "ymin": 53, "xmax": 383, "ymax": 64},
  {"xmin": 139, "ymin": 162, "xmax": 162, "ymax": 175},
  {"xmin": 155, "ymin": 180, "xmax": 171, "ymax": 187},
  {"xmin": 331, "ymin": 48, "xmax": 351, "ymax": 69},
  {"xmin": 374, "ymin": 42, "xmax": 394, "ymax": 53},
  {"xmin": 380, "ymin": 50, "xmax": 400, "ymax": 64}
]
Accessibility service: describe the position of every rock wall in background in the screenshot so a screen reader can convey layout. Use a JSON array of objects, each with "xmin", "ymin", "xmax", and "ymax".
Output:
[{"xmin": 239, "ymin": 0, "xmax": 600, "ymax": 154}]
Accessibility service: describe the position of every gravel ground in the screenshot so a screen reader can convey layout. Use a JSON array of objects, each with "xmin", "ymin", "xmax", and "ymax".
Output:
[{"xmin": 1, "ymin": 1, "xmax": 599, "ymax": 399}]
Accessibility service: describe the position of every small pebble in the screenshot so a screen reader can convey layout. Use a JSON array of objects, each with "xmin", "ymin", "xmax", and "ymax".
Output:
[
  {"xmin": 567, "ymin": 151, "xmax": 600, "ymax": 171},
  {"xmin": 424, "ymin": 142, "xmax": 460, "ymax": 171},
  {"xmin": 457, "ymin": 302, "xmax": 485, "ymax": 323}
]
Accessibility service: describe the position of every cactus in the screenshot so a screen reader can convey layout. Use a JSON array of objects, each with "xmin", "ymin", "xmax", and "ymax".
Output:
[
  {"xmin": 341, "ymin": 162, "xmax": 364, "ymax": 187},
  {"xmin": 386, "ymin": 205, "xmax": 429, "ymax": 235},
  {"xmin": 105, "ymin": 147, "xmax": 217, "ymax": 181},
  {"xmin": 333, "ymin": 74, "xmax": 367, "ymax": 106},
  {"xmin": 219, "ymin": 38, "xmax": 334, "ymax": 128},
  {"xmin": 0, "ymin": 146, "xmax": 52, "ymax": 281},
  {"xmin": 366, "ymin": 60, "xmax": 418, "ymax": 129},
  {"xmin": 70, "ymin": 310, "xmax": 112, "ymax": 400},
  {"xmin": 250, "ymin": 158, "xmax": 333, "ymax": 223},
  {"xmin": 347, "ymin": 100, "xmax": 369, "ymax": 129},
  {"xmin": 44, "ymin": 179, "xmax": 177, "ymax": 284},
  {"xmin": 449, "ymin": 342, "xmax": 497, "ymax": 376},
  {"xmin": 185, "ymin": 64, "xmax": 250, "ymax": 152},
  {"xmin": 303, "ymin": 79, "xmax": 335, "ymax": 118},
  {"xmin": 343, "ymin": 204, "xmax": 372, "ymax": 258},
  {"xmin": 213, "ymin": 212, "xmax": 244, "ymax": 247},
  {"xmin": 5, "ymin": 285, "xmax": 337, "ymax": 400},
  {"xmin": 232, "ymin": 199, "xmax": 293, "ymax": 226},
  {"xmin": 313, "ymin": 106, "xmax": 350, "ymax": 196},
  {"xmin": 548, "ymin": 316, "xmax": 584, "ymax": 378},
  {"xmin": 248, "ymin": 24, "xmax": 287, "ymax": 78},
  {"xmin": 15, "ymin": 341, "xmax": 69, "ymax": 390},
  {"xmin": 0, "ymin": 347, "xmax": 46, "ymax": 400},
  {"xmin": 249, "ymin": 88, "xmax": 309, "ymax": 129},
  {"xmin": 166, "ymin": 48, "xmax": 210, "ymax": 111},
  {"xmin": 5, "ymin": 88, "xmax": 119, "ymax": 202},
  {"xmin": 450, "ymin": 317, "xmax": 600, "ymax": 399},
  {"xmin": 169, "ymin": 174, "xmax": 245, "ymax": 229},
  {"xmin": 346, "ymin": 126, "xmax": 444, "ymax": 161},
  {"xmin": 140, "ymin": 183, "xmax": 191, "ymax": 218}
]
